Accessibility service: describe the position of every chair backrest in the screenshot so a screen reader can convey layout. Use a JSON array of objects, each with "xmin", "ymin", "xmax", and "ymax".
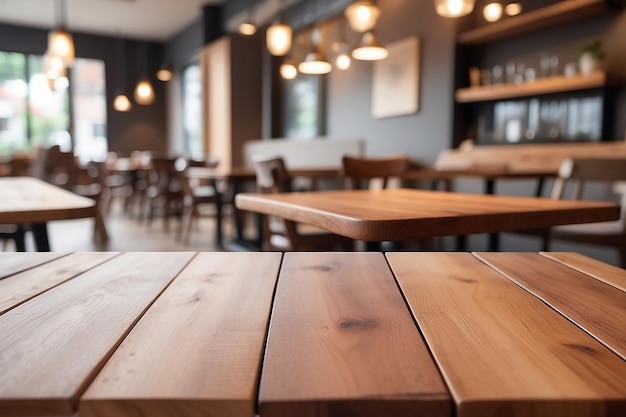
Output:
[
  {"xmin": 149, "ymin": 156, "xmax": 183, "ymax": 193},
  {"xmin": 252, "ymin": 156, "xmax": 299, "ymax": 250},
  {"xmin": 342, "ymin": 155, "xmax": 410, "ymax": 189},
  {"xmin": 551, "ymin": 158, "xmax": 626, "ymax": 200},
  {"xmin": 253, "ymin": 156, "xmax": 292, "ymax": 194}
]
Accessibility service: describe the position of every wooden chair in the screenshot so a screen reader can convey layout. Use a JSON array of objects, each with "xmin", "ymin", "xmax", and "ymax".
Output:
[
  {"xmin": 541, "ymin": 157, "xmax": 626, "ymax": 267},
  {"xmin": 253, "ymin": 156, "xmax": 353, "ymax": 252},
  {"xmin": 176, "ymin": 157, "xmax": 224, "ymax": 245},
  {"xmin": 342, "ymin": 154, "xmax": 410, "ymax": 190},
  {"xmin": 342, "ymin": 155, "xmax": 431, "ymax": 250},
  {"xmin": 143, "ymin": 155, "xmax": 185, "ymax": 231}
]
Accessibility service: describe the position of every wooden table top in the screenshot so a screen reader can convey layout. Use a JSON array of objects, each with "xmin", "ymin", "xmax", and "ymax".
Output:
[
  {"xmin": 0, "ymin": 176, "xmax": 98, "ymax": 224},
  {"xmin": 235, "ymin": 188, "xmax": 619, "ymax": 242},
  {"xmin": 0, "ymin": 251, "xmax": 624, "ymax": 417}
]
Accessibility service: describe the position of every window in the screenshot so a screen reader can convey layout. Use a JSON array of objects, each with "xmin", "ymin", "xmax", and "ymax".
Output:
[
  {"xmin": 182, "ymin": 63, "xmax": 202, "ymax": 159},
  {"xmin": 0, "ymin": 51, "xmax": 107, "ymax": 161}
]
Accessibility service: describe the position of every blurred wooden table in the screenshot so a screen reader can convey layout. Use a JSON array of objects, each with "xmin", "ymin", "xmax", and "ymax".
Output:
[
  {"xmin": 235, "ymin": 188, "xmax": 619, "ymax": 242},
  {"xmin": 0, "ymin": 251, "xmax": 624, "ymax": 417},
  {"xmin": 0, "ymin": 176, "xmax": 107, "ymax": 251}
]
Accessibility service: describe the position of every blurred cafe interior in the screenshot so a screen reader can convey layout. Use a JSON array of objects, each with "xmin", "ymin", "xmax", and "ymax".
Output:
[{"xmin": 0, "ymin": 0, "xmax": 626, "ymax": 266}]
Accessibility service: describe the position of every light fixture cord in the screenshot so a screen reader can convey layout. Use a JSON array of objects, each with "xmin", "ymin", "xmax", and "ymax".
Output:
[
  {"xmin": 116, "ymin": 35, "xmax": 126, "ymax": 91},
  {"xmin": 58, "ymin": 0, "xmax": 67, "ymax": 29}
]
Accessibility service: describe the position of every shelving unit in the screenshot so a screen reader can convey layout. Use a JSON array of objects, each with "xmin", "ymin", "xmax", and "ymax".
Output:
[
  {"xmin": 456, "ymin": 71, "xmax": 612, "ymax": 103},
  {"xmin": 457, "ymin": 0, "xmax": 622, "ymax": 45},
  {"xmin": 452, "ymin": 0, "xmax": 624, "ymax": 146}
]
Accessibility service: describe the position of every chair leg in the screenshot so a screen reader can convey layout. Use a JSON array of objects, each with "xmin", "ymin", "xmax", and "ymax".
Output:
[
  {"xmin": 619, "ymin": 245, "xmax": 626, "ymax": 269},
  {"xmin": 181, "ymin": 206, "xmax": 194, "ymax": 243}
]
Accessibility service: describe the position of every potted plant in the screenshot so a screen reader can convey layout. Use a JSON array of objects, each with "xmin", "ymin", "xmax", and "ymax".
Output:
[{"xmin": 579, "ymin": 40, "xmax": 605, "ymax": 76}]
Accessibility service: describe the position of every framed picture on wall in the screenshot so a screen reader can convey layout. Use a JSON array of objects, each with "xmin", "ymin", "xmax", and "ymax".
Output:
[
  {"xmin": 283, "ymin": 74, "xmax": 326, "ymax": 139},
  {"xmin": 371, "ymin": 36, "xmax": 420, "ymax": 119}
]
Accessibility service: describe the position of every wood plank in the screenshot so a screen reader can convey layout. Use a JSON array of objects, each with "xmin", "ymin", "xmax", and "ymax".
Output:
[
  {"xmin": 80, "ymin": 252, "xmax": 282, "ymax": 417},
  {"xmin": 540, "ymin": 251, "xmax": 626, "ymax": 292},
  {"xmin": 475, "ymin": 252, "xmax": 626, "ymax": 360},
  {"xmin": 0, "ymin": 252, "xmax": 68, "ymax": 280},
  {"xmin": 259, "ymin": 252, "xmax": 451, "ymax": 417},
  {"xmin": 0, "ymin": 252, "xmax": 120, "ymax": 315},
  {"xmin": 0, "ymin": 252, "xmax": 195, "ymax": 417},
  {"xmin": 455, "ymin": 71, "xmax": 610, "ymax": 103},
  {"xmin": 387, "ymin": 252, "xmax": 626, "ymax": 417}
]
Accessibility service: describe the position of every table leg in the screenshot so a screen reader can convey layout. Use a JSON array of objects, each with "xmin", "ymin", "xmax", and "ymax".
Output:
[
  {"xmin": 484, "ymin": 179, "xmax": 500, "ymax": 251},
  {"xmin": 31, "ymin": 223, "xmax": 50, "ymax": 251}
]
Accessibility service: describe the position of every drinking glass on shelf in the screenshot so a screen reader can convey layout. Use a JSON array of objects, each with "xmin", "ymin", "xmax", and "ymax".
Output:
[{"xmin": 492, "ymin": 65, "xmax": 504, "ymax": 84}]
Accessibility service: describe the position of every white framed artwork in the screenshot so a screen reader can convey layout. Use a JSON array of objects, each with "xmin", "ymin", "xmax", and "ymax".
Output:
[{"xmin": 371, "ymin": 36, "xmax": 420, "ymax": 119}]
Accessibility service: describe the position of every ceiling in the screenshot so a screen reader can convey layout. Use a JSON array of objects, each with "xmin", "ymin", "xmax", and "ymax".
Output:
[{"xmin": 0, "ymin": 0, "xmax": 220, "ymax": 42}]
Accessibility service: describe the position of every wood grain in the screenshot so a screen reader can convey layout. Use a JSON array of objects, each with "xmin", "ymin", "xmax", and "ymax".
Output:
[
  {"xmin": 259, "ymin": 252, "xmax": 451, "ymax": 417},
  {"xmin": 0, "ymin": 252, "xmax": 67, "ymax": 280},
  {"xmin": 80, "ymin": 252, "xmax": 282, "ymax": 417},
  {"xmin": 475, "ymin": 252, "xmax": 626, "ymax": 360},
  {"xmin": 0, "ymin": 252, "xmax": 120, "ymax": 315},
  {"xmin": 387, "ymin": 252, "xmax": 626, "ymax": 417},
  {"xmin": 0, "ymin": 252, "xmax": 195, "ymax": 417},
  {"xmin": 0, "ymin": 177, "xmax": 97, "ymax": 224},
  {"xmin": 540, "ymin": 252, "xmax": 626, "ymax": 292},
  {"xmin": 235, "ymin": 188, "xmax": 618, "ymax": 241}
]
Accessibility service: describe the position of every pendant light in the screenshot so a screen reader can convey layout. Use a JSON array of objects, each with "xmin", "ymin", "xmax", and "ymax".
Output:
[
  {"xmin": 280, "ymin": 56, "xmax": 298, "ymax": 79},
  {"xmin": 333, "ymin": 19, "xmax": 351, "ymax": 70},
  {"xmin": 48, "ymin": 0, "xmax": 75, "ymax": 67},
  {"xmin": 344, "ymin": 0, "xmax": 380, "ymax": 33},
  {"xmin": 134, "ymin": 43, "xmax": 155, "ymax": 106},
  {"xmin": 113, "ymin": 36, "xmax": 132, "ymax": 112},
  {"xmin": 266, "ymin": 0, "xmax": 292, "ymax": 56},
  {"xmin": 298, "ymin": 26, "xmax": 332, "ymax": 75},
  {"xmin": 433, "ymin": 0, "xmax": 476, "ymax": 17},
  {"xmin": 238, "ymin": 7, "xmax": 257, "ymax": 36},
  {"xmin": 352, "ymin": 31, "xmax": 387, "ymax": 61},
  {"xmin": 156, "ymin": 65, "xmax": 173, "ymax": 82}
]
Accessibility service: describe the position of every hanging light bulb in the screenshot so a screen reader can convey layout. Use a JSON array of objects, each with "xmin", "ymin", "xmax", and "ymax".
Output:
[
  {"xmin": 266, "ymin": 19, "xmax": 292, "ymax": 56},
  {"xmin": 280, "ymin": 60, "xmax": 298, "ymax": 79},
  {"xmin": 298, "ymin": 27, "xmax": 332, "ymax": 75},
  {"xmin": 114, "ymin": 35, "xmax": 132, "ymax": 111},
  {"xmin": 134, "ymin": 78, "xmax": 155, "ymax": 105},
  {"xmin": 134, "ymin": 43, "xmax": 155, "ymax": 105},
  {"xmin": 344, "ymin": 1, "xmax": 381, "ymax": 33},
  {"xmin": 483, "ymin": 3, "xmax": 503, "ymax": 22},
  {"xmin": 433, "ymin": 0, "xmax": 476, "ymax": 17},
  {"xmin": 504, "ymin": 2, "xmax": 522, "ymax": 16},
  {"xmin": 48, "ymin": 0, "xmax": 75, "ymax": 66},
  {"xmin": 114, "ymin": 94, "xmax": 132, "ymax": 112},
  {"xmin": 352, "ymin": 31, "xmax": 388, "ymax": 61},
  {"xmin": 336, "ymin": 51, "xmax": 351, "ymax": 70},
  {"xmin": 156, "ymin": 66, "xmax": 173, "ymax": 82}
]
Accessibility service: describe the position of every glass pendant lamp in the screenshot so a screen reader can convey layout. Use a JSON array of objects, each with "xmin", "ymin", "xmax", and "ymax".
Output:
[
  {"xmin": 351, "ymin": 31, "xmax": 388, "ymax": 61},
  {"xmin": 113, "ymin": 36, "xmax": 132, "ymax": 112},
  {"xmin": 48, "ymin": 0, "xmax": 75, "ymax": 67},
  {"xmin": 344, "ymin": 0, "xmax": 381, "ymax": 33},
  {"xmin": 433, "ymin": 0, "xmax": 476, "ymax": 17},
  {"xmin": 134, "ymin": 44, "xmax": 155, "ymax": 105},
  {"xmin": 298, "ymin": 27, "xmax": 332, "ymax": 75}
]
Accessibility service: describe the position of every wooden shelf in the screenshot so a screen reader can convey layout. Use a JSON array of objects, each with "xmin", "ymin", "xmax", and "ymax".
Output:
[
  {"xmin": 457, "ymin": 0, "xmax": 622, "ymax": 45},
  {"xmin": 455, "ymin": 71, "xmax": 611, "ymax": 103}
]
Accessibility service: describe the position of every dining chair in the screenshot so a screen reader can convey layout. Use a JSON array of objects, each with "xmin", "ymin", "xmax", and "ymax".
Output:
[
  {"xmin": 253, "ymin": 156, "xmax": 353, "ymax": 252},
  {"xmin": 144, "ymin": 155, "xmax": 185, "ymax": 231},
  {"xmin": 342, "ymin": 154, "xmax": 431, "ymax": 250},
  {"xmin": 176, "ymin": 157, "xmax": 224, "ymax": 245},
  {"xmin": 539, "ymin": 157, "xmax": 626, "ymax": 267},
  {"xmin": 342, "ymin": 154, "xmax": 410, "ymax": 190}
]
